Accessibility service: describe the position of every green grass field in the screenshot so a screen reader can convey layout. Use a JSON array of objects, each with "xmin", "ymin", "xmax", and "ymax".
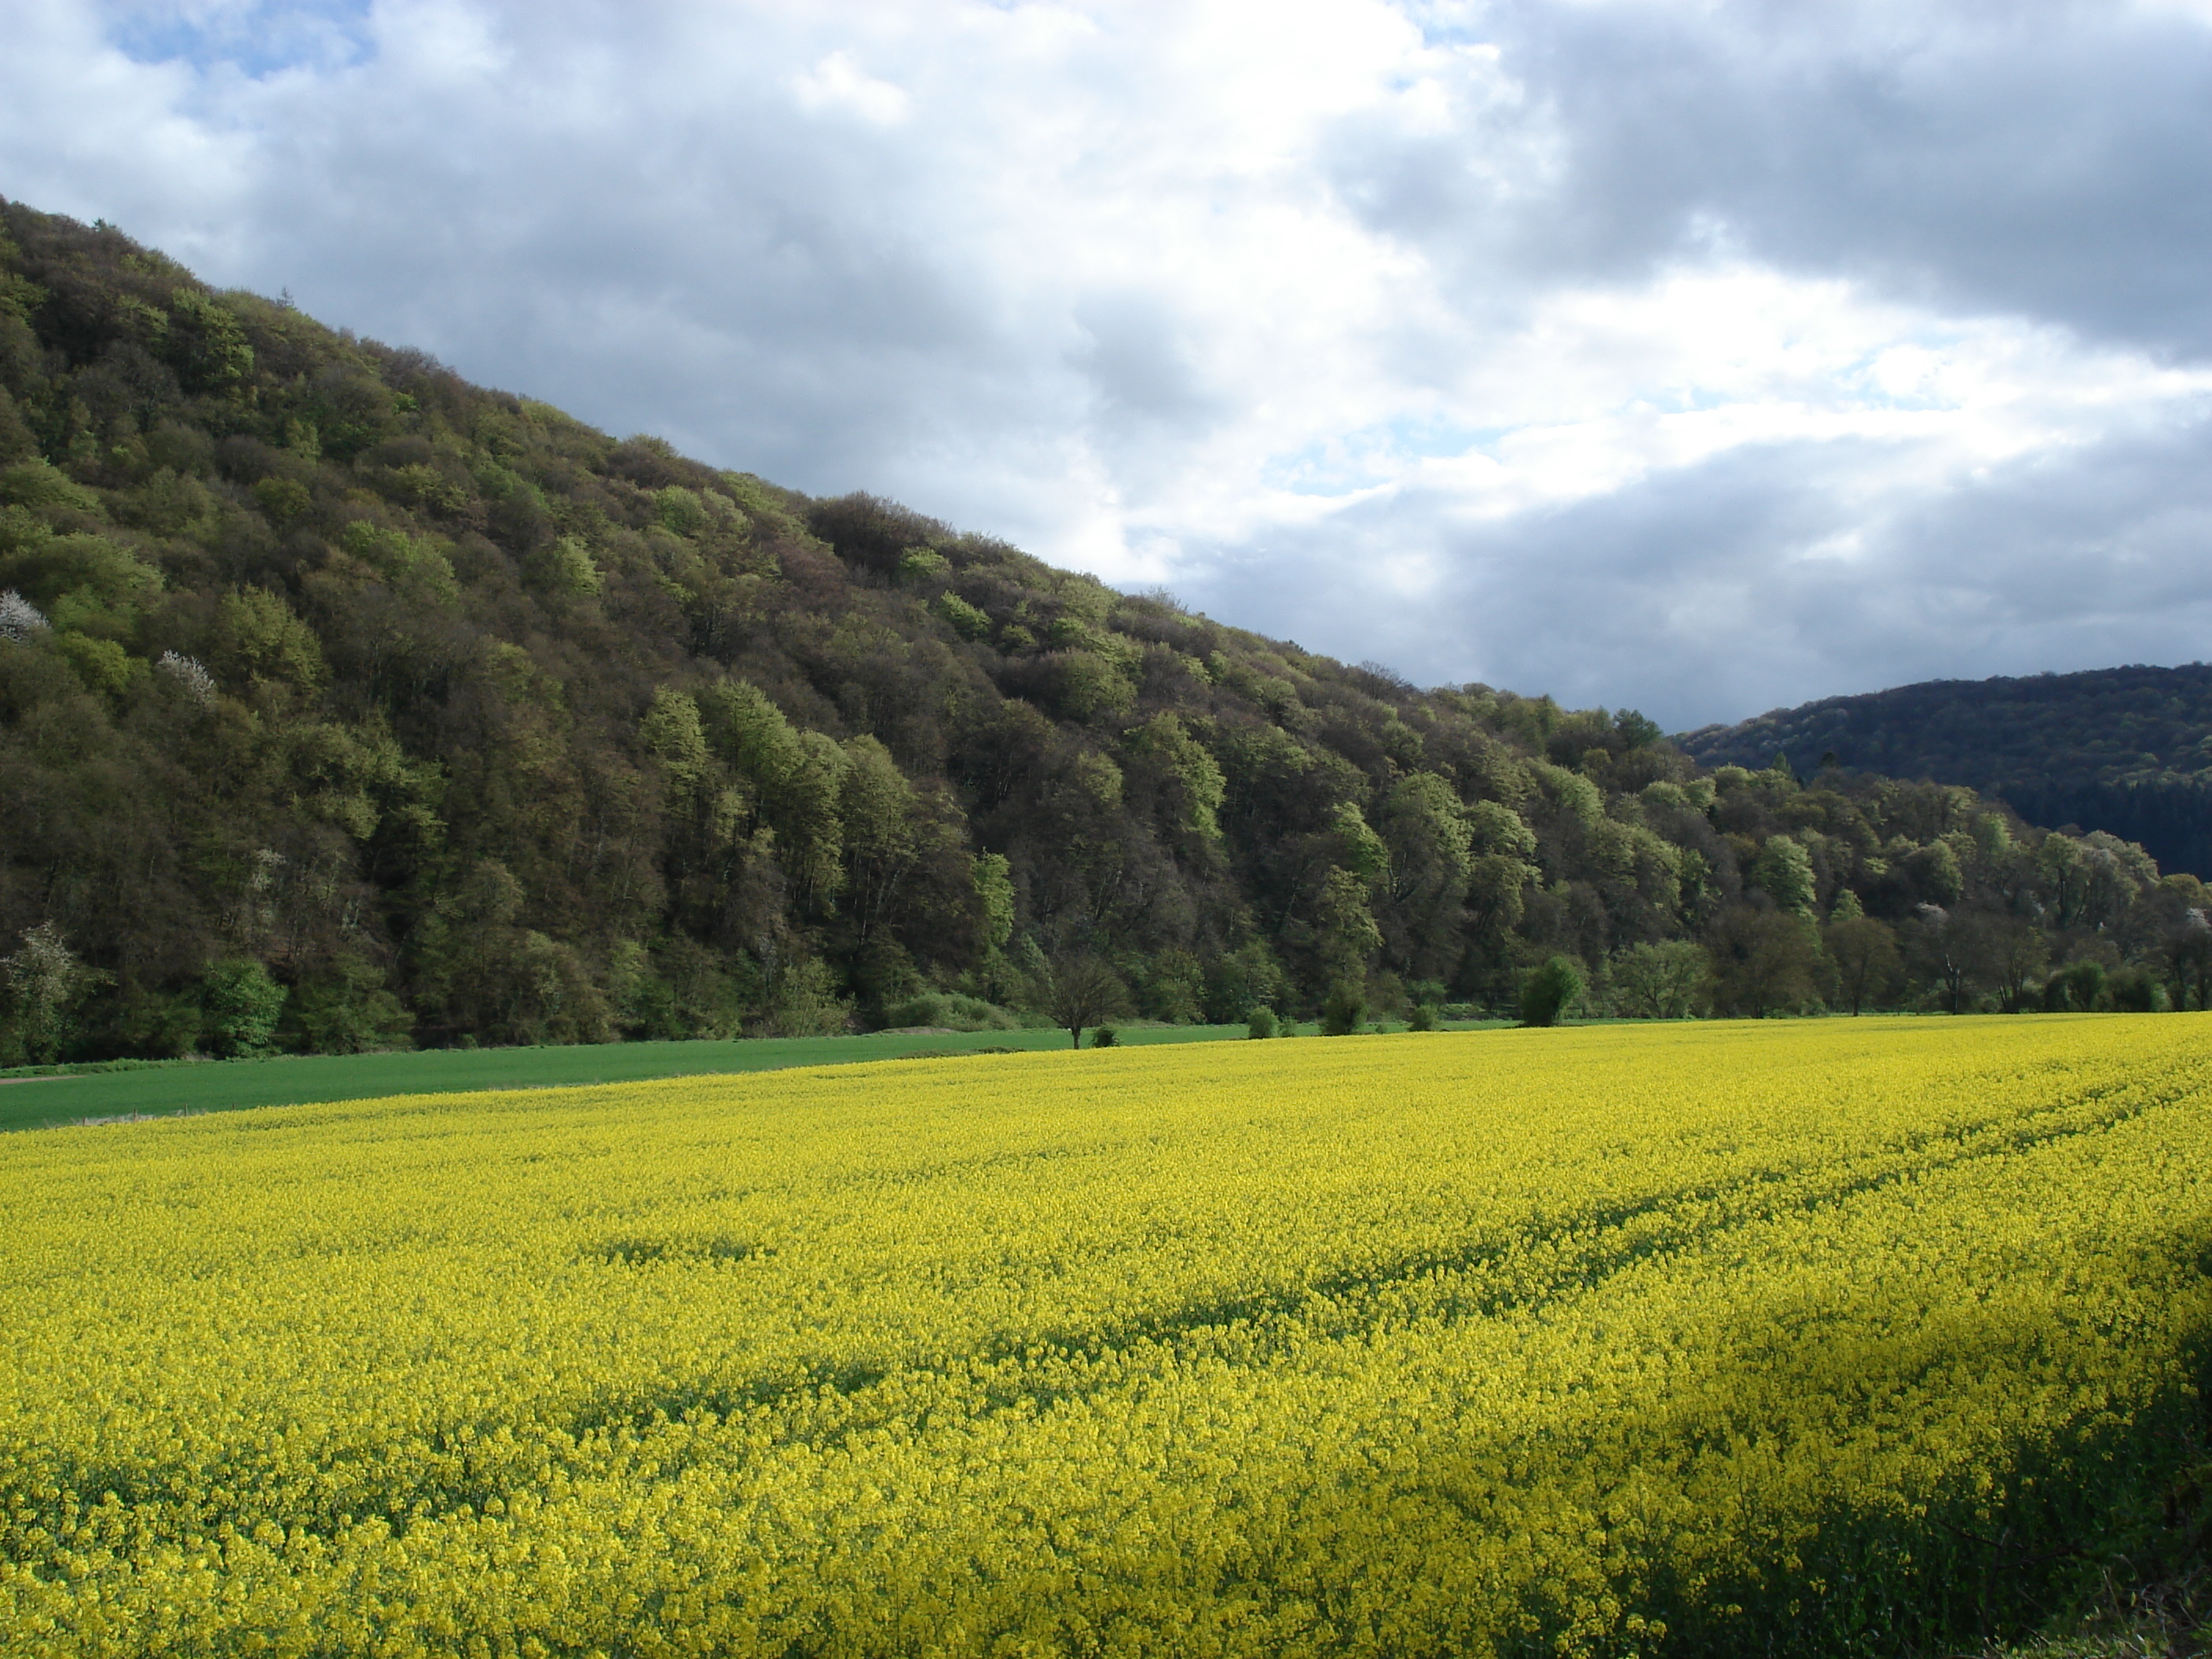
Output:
[{"xmin": 0, "ymin": 1023, "xmax": 1316, "ymax": 1130}]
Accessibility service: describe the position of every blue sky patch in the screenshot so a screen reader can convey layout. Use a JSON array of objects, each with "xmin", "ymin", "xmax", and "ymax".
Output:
[
  {"xmin": 109, "ymin": 1, "xmax": 373, "ymax": 79},
  {"xmin": 1265, "ymin": 415, "xmax": 1500, "ymax": 496}
]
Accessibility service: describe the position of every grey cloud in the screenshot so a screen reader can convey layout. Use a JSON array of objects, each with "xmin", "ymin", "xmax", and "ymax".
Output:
[
  {"xmin": 1068, "ymin": 289, "xmax": 1232, "ymax": 499},
  {"xmin": 0, "ymin": 5, "xmax": 1031, "ymax": 499},
  {"xmin": 1180, "ymin": 403, "xmax": 2212, "ymax": 731},
  {"xmin": 1331, "ymin": 2, "xmax": 2212, "ymax": 356},
  {"xmin": 1074, "ymin": 291, "xmax": 1218, "ymax": 429}
]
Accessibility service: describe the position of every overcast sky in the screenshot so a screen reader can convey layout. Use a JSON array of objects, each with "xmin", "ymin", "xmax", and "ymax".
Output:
[{"xmin": 5, "ymin": 0, "xmax": 2212, "ymax": 729}]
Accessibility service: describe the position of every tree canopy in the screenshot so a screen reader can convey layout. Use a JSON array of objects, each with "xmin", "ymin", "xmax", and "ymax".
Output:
[
  {"xmin": 1, "ymin": 198, "xmax": 2205, "ymax": 1061},
  {"xmin": 1678, "ymin": 665, "xmax": 2212, "ymax": 877}
]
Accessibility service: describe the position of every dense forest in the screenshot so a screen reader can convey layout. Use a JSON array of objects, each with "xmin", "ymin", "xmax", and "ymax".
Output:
[
  {"xmin": 1679, "ymin": 666, "xmax": 2212, "ymax": 877},
  {"xmin": 3, "ymin": 199, "xmax": 2210, "ymax": 1064}
]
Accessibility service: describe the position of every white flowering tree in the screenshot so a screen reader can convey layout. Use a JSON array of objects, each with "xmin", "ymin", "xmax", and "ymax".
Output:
[
  {"xmin": 155, "ymin": 650, "xmax": 216, "ymax": 703},
  {"xmin": 0, "ymin": 589, "xmax": 49, "ymax": 644},
  {"xmin": 2, "ymin": 922, "xmax": 87, "ymax": 1064}
]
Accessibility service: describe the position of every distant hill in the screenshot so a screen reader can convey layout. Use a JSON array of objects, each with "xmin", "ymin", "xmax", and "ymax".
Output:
[{"xmin": 1676, "ymin": 665, "xmax": 2212, "ymax": 876}]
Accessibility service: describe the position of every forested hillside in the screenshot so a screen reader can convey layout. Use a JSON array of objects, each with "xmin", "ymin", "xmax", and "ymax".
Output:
[
  {"xmin": 3, "ymin": 199, "xmax": 2210, "ymax": 1061},
  {"xmin": 1679, "ymin": 667, "xmax": 2212, "ymax": 877}
]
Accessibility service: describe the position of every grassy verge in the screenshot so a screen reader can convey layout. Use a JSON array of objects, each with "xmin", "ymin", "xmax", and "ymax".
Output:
[
  {"xmin": 0, "ymin": 1019, "xmax": 1514, "ymax": 1131},
  {"xmin": 1972, "ymin": 1588, "xmax": 2210, "ymax": 1659},
  {"xmin": 0, "ymin": 1022, "xmax": 1302, "ymax": 1130},
  {"xmin": 1961, "ymin": 1456, "xmax": 2212, "ymax": 1659}
]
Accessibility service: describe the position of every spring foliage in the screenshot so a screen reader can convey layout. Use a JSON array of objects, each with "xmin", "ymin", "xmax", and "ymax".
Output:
[
  {"xmin": 12, "ymin": 200, "xmax": 2212, "ymax": 1060},
  {"xmin": 2, "ymin": 1016, "xmax": 2210, "ymax": 1655}
]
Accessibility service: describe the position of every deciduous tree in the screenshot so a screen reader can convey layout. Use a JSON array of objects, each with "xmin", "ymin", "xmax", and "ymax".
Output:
[
  {"xmin": 1032, "ymin": 951, "xmax": 1131, "ymax": 1050},
  {"xmin": 1708, "ymin": 909, "xmax": 1825, "ymax": 1018},
  {"xmin": 1610, "ymin": 939, "xmax": 1708, "ymax": 1019},
  {"xmin": 1822, "ymin": 914, "xmax": 1901, "ymax": 1016}
]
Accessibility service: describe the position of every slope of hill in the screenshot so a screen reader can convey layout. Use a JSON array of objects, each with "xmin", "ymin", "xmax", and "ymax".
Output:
[
  {"xmin": 2, "ymin": 197, "xmax": 2209, "ymax": 1059},
  {"xmin": 1675, "ymin": 666, "xmax": 2212, "ymax": 877}
]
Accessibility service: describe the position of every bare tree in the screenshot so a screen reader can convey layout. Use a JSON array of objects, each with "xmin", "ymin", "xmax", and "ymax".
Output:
[
  {"xmin": 1907, "ymin": 904, "xmax": 1976, "ymax": 1013},
  {"xmin": 1979, "ymin": 913, "xmax": 2050, "ymax": 1013},
  {"xmin": 1032, "ymin": 952, "xmax": 1131, "ymax": 1049}
]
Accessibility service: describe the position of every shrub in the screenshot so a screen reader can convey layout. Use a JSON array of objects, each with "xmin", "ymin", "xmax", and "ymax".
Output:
[
  {"xmin": 884, "ymin": 991, "xmax": 1020, "ymax": 1033},
  {"xmin": 1088, "ymin": 1025, "xmax": 1119, "ymax": 1048},
  {"xmin": 1246, "ymin": 1006, "xmax": 1279, "ymax": 1040},
  {"xmin": 1202, "ymin": 943, "xmax": 1292, "ymax": 1026},
  {"xmin": 1320, "ymin": 983, "xmax": 1366, "ymax": 1036},
  {"xmin": 1519, "ymin": 957, "xmax": 1585, "ymax": 1027},
  {"xmin": 93, "ymin": 990, "xmax": 203, "ymax": 1059},
  {"xmin": 1407, "ymin": 1002, "xmax": 1441, "ymax": 1031},
  {"xmin": 291, "ymin": 954, "xmax": 415, "ymax": 1053},
  {"xmin": 2107, "ymin": 965, "xmax": 2163, "ymax": 1013},
  {"xmin": 200, "ymin": 959, "xmax": 287, "ymax": 1057},
  {"xmin": 2046, "ymin": 960, "xmax": 2107, "ymax": 1013},
  {"xmin": 764, "ymin": 959, "xmax": 852, "ymax": 1038}
]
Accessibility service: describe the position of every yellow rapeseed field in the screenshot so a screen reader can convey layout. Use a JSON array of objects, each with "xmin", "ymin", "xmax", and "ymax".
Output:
[{"xmin": 3, "ymin": 1016, "xmax": 2210, "ymax": 1657}]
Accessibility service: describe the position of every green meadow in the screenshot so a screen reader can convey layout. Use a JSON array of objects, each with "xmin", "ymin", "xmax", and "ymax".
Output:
[{"xmin": 0, "ymin": 1024, "xmax": 1280, "ymax": 1130}]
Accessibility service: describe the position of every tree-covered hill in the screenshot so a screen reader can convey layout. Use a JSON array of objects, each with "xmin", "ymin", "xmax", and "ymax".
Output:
[
  {"xmin": 3, "ymin": 197, "xmax": 2209, "ymax": 1060},
  {"xmin": 1675, "ymin": 666, "xmax": 2212, "ymax": 878}
]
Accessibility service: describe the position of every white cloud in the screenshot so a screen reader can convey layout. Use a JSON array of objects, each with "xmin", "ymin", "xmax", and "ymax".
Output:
[
  {"xmin": 4, "ymin": 0, "xmax": 2212, "ymax": 726},
  {"xmin": 793, "ymin": 51, "xmax": 910, "ymax": 125}
]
